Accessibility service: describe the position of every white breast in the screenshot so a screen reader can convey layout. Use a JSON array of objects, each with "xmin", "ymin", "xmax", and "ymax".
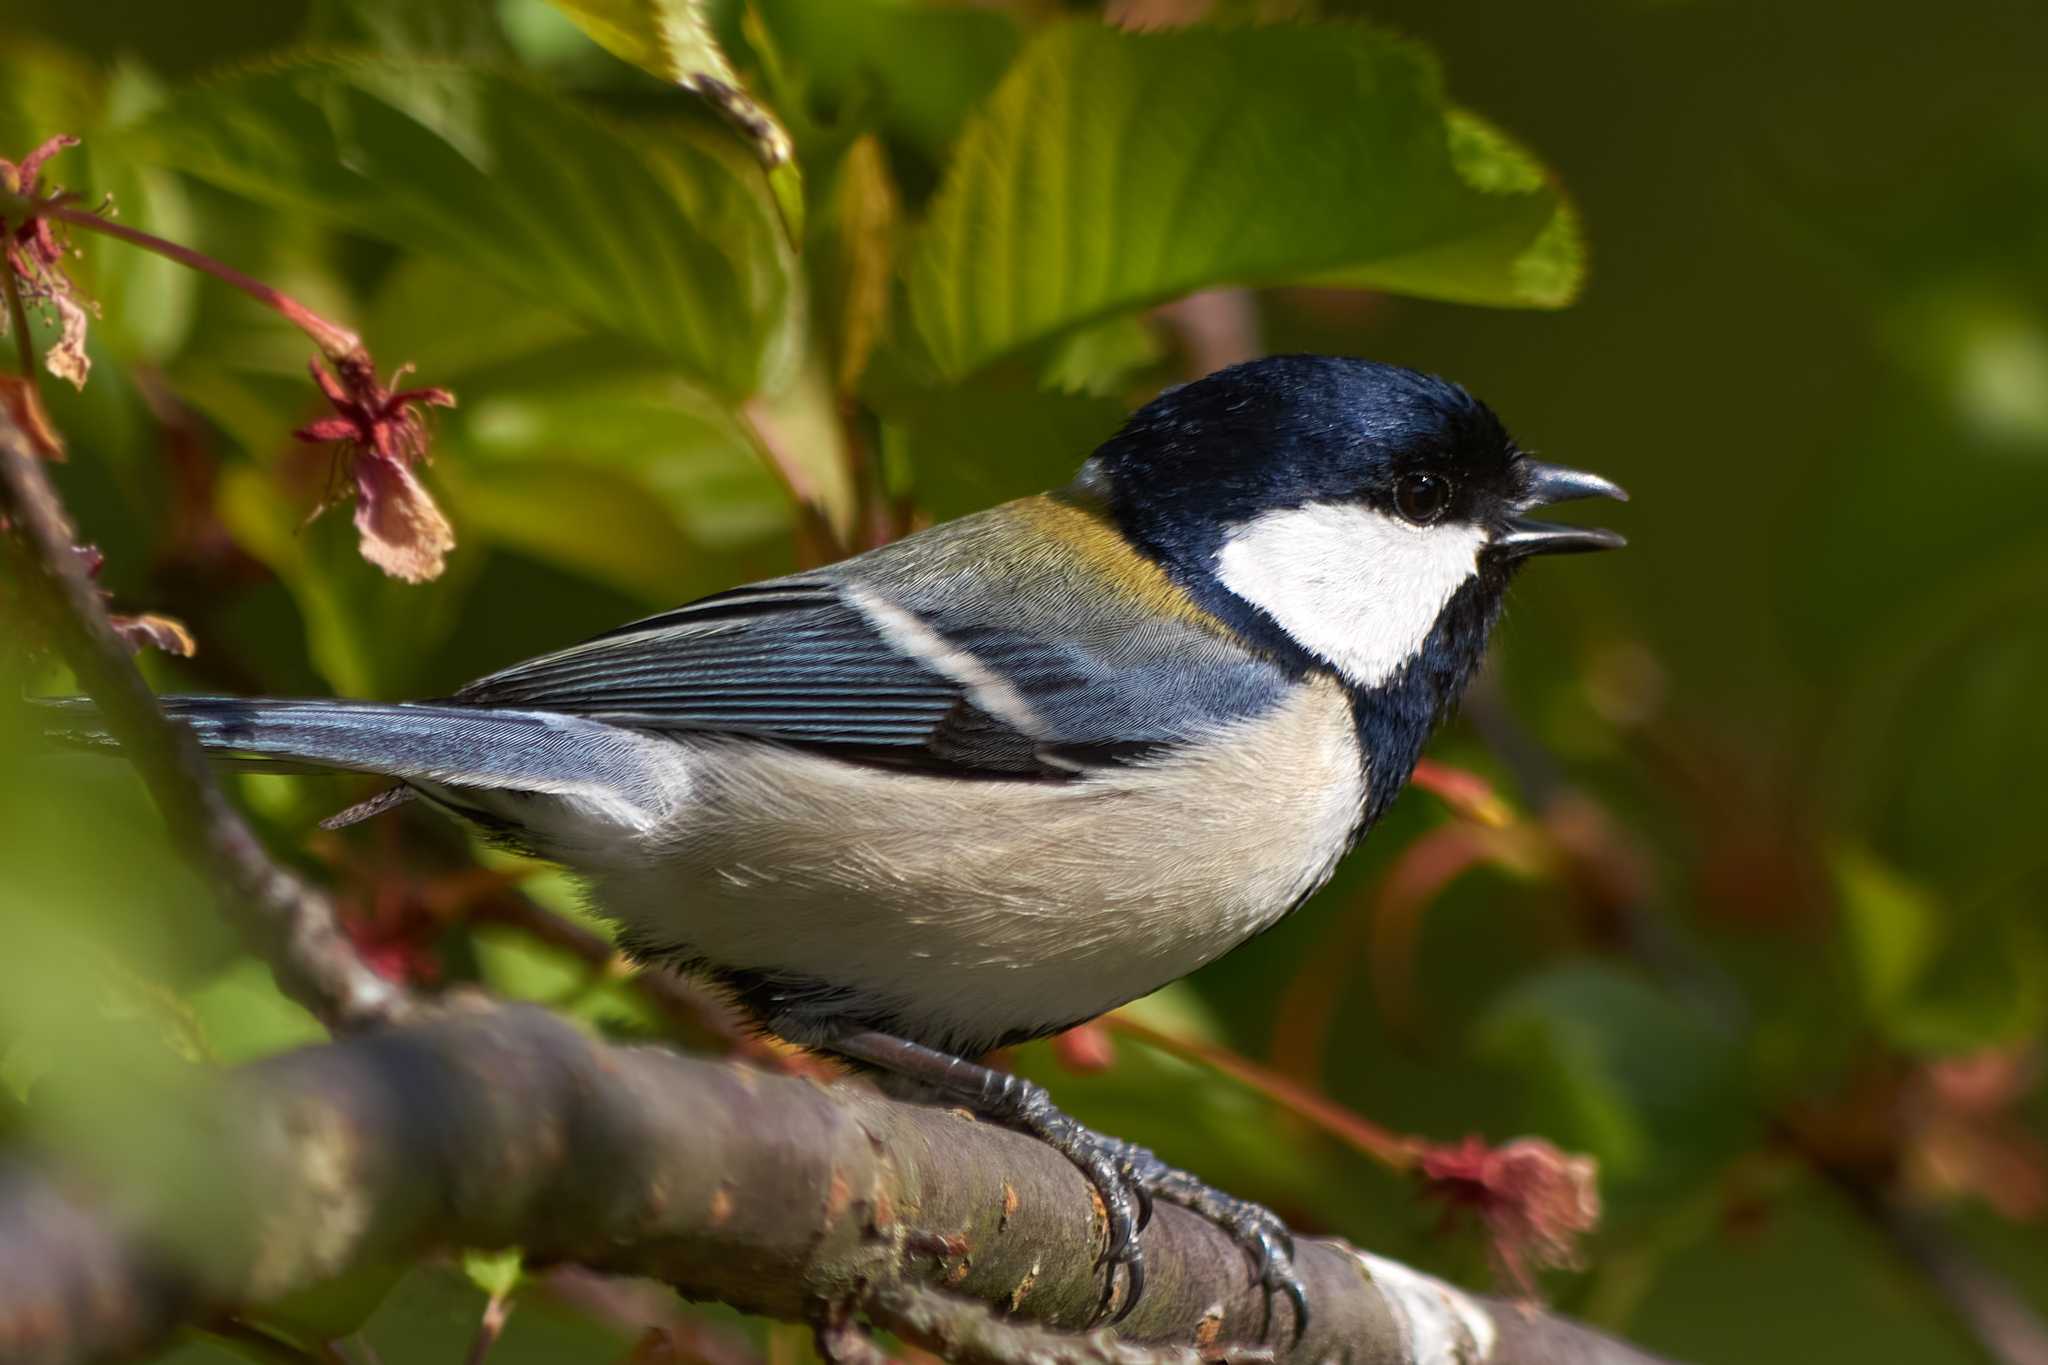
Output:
[
  {"xmin": 571, "ymin": 679, "xmax": 1367, "ymax": 1055},
  {"xmin": 1214, "ymin": 502, "xmax": 1486, "ymax": 689}
]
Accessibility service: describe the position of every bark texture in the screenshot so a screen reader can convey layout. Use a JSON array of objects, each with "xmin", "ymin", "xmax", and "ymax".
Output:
[{"xmin": 0, "ymin": 1003, "xmax": 1673, "ymax": 1365}]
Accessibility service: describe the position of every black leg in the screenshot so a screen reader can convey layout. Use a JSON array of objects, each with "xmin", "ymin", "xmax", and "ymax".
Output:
[{"xmin": 831, "ymin": 1031, "xmax": 1306, "ymax": 1338}]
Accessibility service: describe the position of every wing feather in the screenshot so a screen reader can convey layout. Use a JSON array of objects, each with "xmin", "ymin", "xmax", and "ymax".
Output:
[
  {"xmin": 453, "ymin": 578, "xmax": 1033, "ymax": 769},
  {"xmin": 452, "ymin": 498, "xmax": 1300, "ymax": 777}
]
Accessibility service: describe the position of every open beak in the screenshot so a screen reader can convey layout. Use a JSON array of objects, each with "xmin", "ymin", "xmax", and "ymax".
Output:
[{"xmin": 1497, "ymin": 460, "xmax": 1630, "ymax": 558}]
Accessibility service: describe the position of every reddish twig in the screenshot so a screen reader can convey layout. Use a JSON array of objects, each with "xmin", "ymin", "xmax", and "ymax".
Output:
[
  {"xmin": 1102, "ymin": 1013, "xmax": 1420, "ymax": 1172},
  {"xmin": 38, "ymin": 199, "xmax": 361, "ymax": 361}
]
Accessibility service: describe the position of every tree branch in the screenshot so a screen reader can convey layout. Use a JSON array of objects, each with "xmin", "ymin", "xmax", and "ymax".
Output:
[
  {"xmin": 0, "ymin": 1002, "xmax": 1677, "ymax": 1365},
  {"xmin": 0, "ymin": 402, "xmax": 405, "ymax": 1031},
  {"xmin": 1822, "ymin": 1165, "xmax": 2048, "ymax": 1365}
]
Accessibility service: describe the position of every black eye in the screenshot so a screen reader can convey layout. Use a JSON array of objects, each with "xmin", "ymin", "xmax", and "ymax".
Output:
[{"xmin": 1393, "ymin": 471, "xmax": 1452, "ymax": 525}]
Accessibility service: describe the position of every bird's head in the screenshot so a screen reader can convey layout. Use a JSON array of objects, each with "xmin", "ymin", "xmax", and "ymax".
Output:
[{"xmin": 1080, "ymin": 354, "xmax": 1627, "ymax": 693}]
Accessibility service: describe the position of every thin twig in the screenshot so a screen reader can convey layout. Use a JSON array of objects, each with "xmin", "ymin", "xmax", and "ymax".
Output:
[
  {"xmin": 0, "ymin": 403, "xmax": 405, "ymax": 1030},
  {"xmin": 40, "ymin": 199, "xmax": 362, "ymax": 361},
  {"xmin": 462, "ymin": 1293, "xmax": 515, "ymax": 1365},
  {"xmin": 2, "ymin": 264, "xmax": 37, "ymax": 387},
  {"xmin": 1827, "ymin": 1167, "xmax": 2048, "ymax": 1365},
  {"xmin": 1103, "ymin": 1013, "xmax": 1420, "ymax": 1172}
]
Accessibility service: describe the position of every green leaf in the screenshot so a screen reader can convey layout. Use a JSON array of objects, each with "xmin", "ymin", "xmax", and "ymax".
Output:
[
  {"xmin": 449, "ymin": 369, "xmax": 794, "ymax": 546},
  {"xmin": 184, "ymin": 958, "xmax": 327, "ymax": 1066},
  {"xmin": 815, "ymin": 132, "xmax": 900, "ymax": 393},
  {"xmin": 1039, "ymin": 312, "xmax": 1166, "ymax": 398},
  {"xmin": 1886, "ymin": 912, "xmax": 2047, "ymax": 1054},
  {"xmin": 746, "ymin": 0, "xmax": 1020, "ymax": 178},
  {"xmin": 215, "ymin": 461, "xmax": 484, "ymax": 697},
  {"xmin": 1834, "ymin": 846, "xmax": 1939, "ymax": 1017},
  {"xmin": 1476, "ymin": 962, "xmax": 1747, "ymax": 1191},
  {"xmin": 247, "ymin": 1261, "xmax": 410, "ymax": 1346},
  {"xmin": 129, "ymin": 58, "xmax": 798, "ymax": 397},
  {"xmin": 302, "ymin": 0, "xmax": 514, "ymax": 58},
  {"xmin": 904, "ymin": 21, "xmax": 1583, "ymax": 380},
  {"xmin": 439, "ymin": 461, "xmax": 702, "ymax": 605},
  {"xmin": 1835, "ymin": 850, "xmax": 2048, "ymax": 1054},
  {"xmin": 543, "ymin": 0, "xmax": 790, "ymax": 167},
  {"xmin": 867, "ymin": 369, "xmax": 1126, "ymax": 521},
  {"xmin": 461, "ymin": 1246, "xmax": 524, "ymax": 1301},
  {"xmin": 542, "ymin": 0, "xmax": 802, "ymax": 235}
]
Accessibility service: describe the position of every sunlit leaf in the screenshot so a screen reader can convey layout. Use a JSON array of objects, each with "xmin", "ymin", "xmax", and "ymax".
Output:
[
  {"xmin": 451, "ymin": 370, "xmax": 793, "ymax": 547},
  {"xmin": 1833, "ymin": 846, "xmax": 1939, "ymax": 1018},
  {"xmin": 1039, "ymin": 312, "xmax": 1165, "ymax": 398},
  {"xmin": 544, "ymin": 0, "xmax": 790, "ymax": 168},
  {"xmin": 302, "ymin": 0, "xmax": 514, "ymax": 58},
  {"xmin": 438, "ymin": 461, "xmax": 705, "ymax": 605},
  {"xmin": 462, "ymin": 1246, "xmax": 524, "ymax": 1301},
  {"xmin": 543, "ymin": 0, "xmax": 802, "ymax": 234},
  {"xmin": 818, "ymin": 132, "xmax": 899, "ymax": 393},
  {"xmin": 128, "ymin": 59, "xmax": 798, "ymax": 397},
  {"xmin": 904, "ymin": 22, "xmax": 1582, "ymax": 380}
]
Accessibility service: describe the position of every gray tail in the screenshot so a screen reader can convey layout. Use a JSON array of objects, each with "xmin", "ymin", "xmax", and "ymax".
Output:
[{"xmin": 36, "ymin": 695, "xmax": 668, "ymax": 808}]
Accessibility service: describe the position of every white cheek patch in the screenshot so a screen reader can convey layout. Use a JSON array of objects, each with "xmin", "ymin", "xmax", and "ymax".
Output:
[{"xmin": 1214, "ymin": 502, "xmax": 1487, "ymax": 689}]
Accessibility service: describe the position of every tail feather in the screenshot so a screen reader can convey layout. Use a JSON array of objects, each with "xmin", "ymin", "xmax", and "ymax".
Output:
[{"xmin": 37, "ymin": 695, "xmax": 676, "ymax": 815}]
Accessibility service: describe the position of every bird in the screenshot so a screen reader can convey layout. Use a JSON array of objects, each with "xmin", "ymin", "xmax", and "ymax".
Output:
[{"xmin": 42, "ymin": 354, "xmax": 1625, "ymax": 1331}]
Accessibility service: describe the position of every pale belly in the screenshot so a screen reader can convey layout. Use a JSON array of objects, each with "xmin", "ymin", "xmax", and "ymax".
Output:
[{"xmin": 569, "ymin": 680, "xmax": 1368, "ymax": 1055}]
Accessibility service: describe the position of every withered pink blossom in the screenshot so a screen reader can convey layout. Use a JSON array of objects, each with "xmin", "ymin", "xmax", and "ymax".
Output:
[
  {"xmin": 1417, "ymin": 1134, "xmax": 1602, "ymax": 1300},
  {"xmin": 294, "ymin": 353, "xmax": 457, "ymax": 583},
  {"xmin": 109, "ymin": 611, "xmax": 197, "ymax": 658},
  {"xmin": 1, "ymin": 134, "xmax": 94, "ymax": 390}
]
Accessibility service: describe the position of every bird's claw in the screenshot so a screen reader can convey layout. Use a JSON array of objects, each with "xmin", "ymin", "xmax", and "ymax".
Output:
[
  {"xmin": 1247, "ymin": 1224, "xmax": 1308, "ymax": 1338},
  {"xmin": 1125, "ymin": 1152, "xmax": 1311, "ymax": 1342},
  {"xmin": 879, "ymin": 1046, "xmax": 1306, "ymax": 1336},
  {"xmin": 1006, "ymin": 1111, "xmax": 1309, "ymax": 1337}
]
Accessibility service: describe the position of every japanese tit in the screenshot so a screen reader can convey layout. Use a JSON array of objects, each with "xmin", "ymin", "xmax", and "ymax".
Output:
[{"xmin": 45, "ymin": 354, "xmax": 1625, "ymax": 1320}]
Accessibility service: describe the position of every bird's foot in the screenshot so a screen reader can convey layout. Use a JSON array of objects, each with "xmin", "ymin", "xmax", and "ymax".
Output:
[
  {"xmin": 1121, "ymin": 1149, "xmax": 1308, "ymax": 1338},
  {"xmin": 829, "ymin": 1031, "xmax": 1306, "ymax": 1336}
]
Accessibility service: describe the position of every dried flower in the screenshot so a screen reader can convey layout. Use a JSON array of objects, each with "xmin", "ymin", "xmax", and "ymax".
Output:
[
  {"xmin": 74, "ymin": 542, "xmax": 197, "ymax": 658},
  {"xmin": 0, "ymin": 533, "xmax": 195, "ymax": 660},
  {"xmin": 1417, "ymin": 1135, "xmax": 1601, "ymax": 1299},
  {"xmin": 294, "ymin": 353, "xmax": 457, "ymax": 582},
  {"xmin": 109, "ymin": 611, "xmax": 197, "ymax": 658},
  {"xmin": 1, "ymin": 134, "xmax": 95, "ymax": 391}
]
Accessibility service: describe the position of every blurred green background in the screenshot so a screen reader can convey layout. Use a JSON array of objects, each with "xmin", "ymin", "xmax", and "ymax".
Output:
[{"xmin": 3, "ymin": 2, "xmax": 2045, "ymax": 1363}]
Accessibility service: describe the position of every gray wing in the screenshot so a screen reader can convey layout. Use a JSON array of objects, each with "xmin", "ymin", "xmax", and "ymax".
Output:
[
  {"xmin": 455, "ymin": 590, "xmax": 1292, "ymax": 777},
  {"xmin": 455, "ymin": 499, "xmax": 1298, "ymax": 777},
  {"xmin": 453, "ymin": 578, "xmax": 1011, "ymax": 766}
]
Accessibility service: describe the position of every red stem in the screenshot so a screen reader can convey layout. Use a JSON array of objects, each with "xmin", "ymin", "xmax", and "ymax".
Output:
[
  {"xmin": 1102, "ymin": 1013, "xmax": 1421, "ymax": 1172},
  {"xmin": 42, "ymin": 200, "xmax": 363, "ymax": 362}
]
